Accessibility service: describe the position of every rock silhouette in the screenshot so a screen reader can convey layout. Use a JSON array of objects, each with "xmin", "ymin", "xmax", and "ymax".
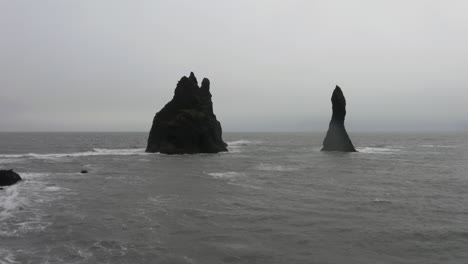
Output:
[
  {"xmin": 322, "ymin": 86, "xmax": 357, "ymax": 152},
  {"xmin": 0, "ymin": 169, "xmax": 22, "ymax": 186},
  {"xmin": 146, "ymin": 72, "xmax": 228, "ymax": 154}
]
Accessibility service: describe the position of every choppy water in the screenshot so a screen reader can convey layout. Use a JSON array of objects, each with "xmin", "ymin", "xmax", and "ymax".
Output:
[{"xmin": 1, "ymin": 132, "xmax": 468, "ymax": 264}]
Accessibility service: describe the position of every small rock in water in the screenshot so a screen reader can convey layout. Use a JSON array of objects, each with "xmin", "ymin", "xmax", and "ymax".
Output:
[
  {"xmin": 0, "ymin": 169, "xmax": 22, "ymax": 186},
  {"xmin": 81, "ymin": 170, "xmax": 88, "ymax": 174}
]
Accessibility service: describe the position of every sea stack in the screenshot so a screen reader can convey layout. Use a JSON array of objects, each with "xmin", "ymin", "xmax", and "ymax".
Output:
[
  {"xmin": 146, "ymin": 72, "xmax": 228, "ymax": 154},
  {"xmin": 0, "ymin": 169, "xmax": 22, "ymax": 186},
  {"xmin": 321, "ymin": 86, "xmax": 357, "ymax": 152}
]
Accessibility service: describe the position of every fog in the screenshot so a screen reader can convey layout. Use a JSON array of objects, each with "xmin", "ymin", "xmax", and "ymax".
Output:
[{"xmin": 1, "ymin": 0, "xmax": 467, "ymax": 132}]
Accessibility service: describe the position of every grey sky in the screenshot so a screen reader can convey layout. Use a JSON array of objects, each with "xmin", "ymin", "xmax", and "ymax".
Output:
[{"xmin": 1, "ymin": 0, "xmax": 467, "ymax": 132}]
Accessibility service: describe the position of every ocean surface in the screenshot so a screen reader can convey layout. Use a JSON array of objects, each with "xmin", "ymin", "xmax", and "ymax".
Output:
[{"xmin": 1, "ymin": 132, "xmax": 467, "ymax": 264}]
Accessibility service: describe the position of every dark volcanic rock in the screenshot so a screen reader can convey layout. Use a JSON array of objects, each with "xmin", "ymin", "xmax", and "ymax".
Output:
[
  {"xmin": 0, "ymin": 169, "xmax": 22, "ymax": 186},
  {"xmin": 146, "ymin": 72, "xmax": 228, "ymax": 154},
  {"xmin": 321, "ymin": 86, "xmax": 357, "ymax": 152}
]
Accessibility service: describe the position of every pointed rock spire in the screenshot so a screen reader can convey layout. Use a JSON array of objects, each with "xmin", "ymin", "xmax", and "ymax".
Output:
[
  {"xmin": 188, "ymin": 72, "xmax": 198, "ymax": 85},
  {"xmin": 321, "ymin": 86, "xmax": 357, "ymax": 152}
]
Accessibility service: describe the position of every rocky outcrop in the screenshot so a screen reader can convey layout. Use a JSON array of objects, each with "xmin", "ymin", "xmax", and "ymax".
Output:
[
  {"xmin": 321, "ymin": 86, "xmax": 357, "ymax": 152},
  {"xmin": 146, "ymin": 72, "xmax": 228, "ymax": 154},
  {"xmin": 0, "ymin": 170, "xmax": 22, "ymax": 186}
]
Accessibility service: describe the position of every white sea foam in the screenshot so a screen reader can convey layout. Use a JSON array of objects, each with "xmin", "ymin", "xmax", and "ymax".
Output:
[
  {"xmin": 0, "ymin": 185, "xmax": 21, "ymax": 221},
  {"xmin": 15, "ymin": 218, "xmax": 51, "ymax": 233},
  {"xmin": 357, "ymin": 147, "xmax": 401, "ymax": 154},
  {"xmin": 420, "ymin": 144, "xmax": 457, "ymax": 148},
  {"xmin": 44, "ymin": 186, "xmax": 65, "ymax": 192},
  {"xmin": 0, "ymin": 148, "xmax": 148, "ymax": 161},
  {"xmin": 148, "ymin": 195, "xmax": 178, "ymax": 204},
  {"xmin": 208, "ymin": 172, "xmax": 244, "ymax": 179},
  {"xmin": 0, "ymin": 171, "xmax": 75, "ymax": 237},
  {"xmin": 65, "ymin": 245, "xmax": 93, "ymax": 259},
  {"xmin": 19, "ymin": 172, "xmax": 51, "ymax": 180},
  {"xmin": 0, "ymin": 158, "xmax": 22, "ymax": 164},
  {"xmin": 373, "ymin": 198, "xmax": 392, "ymax": 204},
  {"xmin": 255, "ymin": 163, "xmax": 298, "ymax": 171},
  {"xmin": 0, "ymin": 249, "xmax": 18, "ymax": 264},
  {"xmin": 91, "ymin": 240, "xmax": 128, "ymax": 256},
  {"xmin": 227, "ymin": 140, "xmax": 262, "ymax": 146},
  {"xmin": 226, "ymin": 140, "xmax": 262, "ymax": 153}
]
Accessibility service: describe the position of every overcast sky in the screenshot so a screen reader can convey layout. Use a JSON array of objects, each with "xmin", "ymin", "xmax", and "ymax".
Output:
[{"xmin": 1, "ymin": 0, "xmax": 467, "ymax": 132}]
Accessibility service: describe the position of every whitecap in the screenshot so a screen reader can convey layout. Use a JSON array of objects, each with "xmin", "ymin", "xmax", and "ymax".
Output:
[
  {"xmin": 0, "ymin": 185, "xmax": 21, "ymax": 221},
  {"xmin": 44, "ymin": 186, "xmax": 66, "ymax": 192},
  {"xmin": 91, "ymin": 148, "xmax": 148, "ymax": 155},
  {"xmin": 65, "ymin": 245, "xmax": 93, "ymax": 259},
  {"xmin": 227, "ymin": 140, "xmax": 262, "ymax": 146},
  {"xmin": 19, "ymin": 172, "xmax": 50, "ymax": 180},
  {"xmin": 0, "ymin": 248, "xmax": 18, "ymax": 264},
  {"xmin": 373, "ymin": 198, "xmax": 392, "ymax": 204},
  {"xmin": 208, "ymin": 172, "xmax": 244, "ymax": 179},
  {"xmin": 0, "ymin": 148, "xmax": 148, "ymax": 161},
  {"xmin": 15, "ymin": 219, "xmax": 51, "ymax": 233},
  {"xmin": 255, "ymin": 163, "xmax": 298, "ymax": 171},
  {"xmin": 357, "ymin": 147, "xmax": 400, "ymax": 154},
  {"xmin": 148, "ymin": 195, "xmax": 178, "ymax": 204},
  {"xmin": 91, "ymin": 240, "xmax": 128, "ymax": 256},
  {"xmin": 226, "ymin": 140, "xmax": 262, "ymax": 153},
  {"xmin": 420, "ymin": 144, "xmax": 457, "ymax": 148},
  {"xmin": 0, "ymin": 158, "xmax": 22, "ymax": 164},
  {"xmin": 420, "ymin": 144, "xmax": 435, "ymax": 148}
]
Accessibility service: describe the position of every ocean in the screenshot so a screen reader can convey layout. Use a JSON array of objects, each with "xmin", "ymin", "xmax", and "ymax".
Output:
[{"xmin": 0, "ymin": 132, "xmax": 467, "ymax": 264}]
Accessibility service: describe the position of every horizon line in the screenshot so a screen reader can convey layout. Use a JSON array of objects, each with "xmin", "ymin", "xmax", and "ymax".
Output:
[{"xmin": 0, "ymin": 130, "xmax": 466, "ymax": 134}]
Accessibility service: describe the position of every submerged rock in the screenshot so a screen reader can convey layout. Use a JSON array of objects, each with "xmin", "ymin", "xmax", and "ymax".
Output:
[
  {"xmin": 321, "ymin": 86, "xmax": 357, "ymax": 152},
  {"xmin": 0, "ymin": 169, "xmax": 22, "ymax": 186},
  {"xmin": 146, "ymin": 72, "xmax": 228, "ymax": 154},
  {"xmin": 80, "ymin": 170, "xmax": 88, "ymax": 174}
]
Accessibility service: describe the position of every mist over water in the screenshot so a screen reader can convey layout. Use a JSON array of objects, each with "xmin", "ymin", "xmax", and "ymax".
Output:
[{"xmin": 1, "ymin": 132, "xmax": 468, "ymax": 263}]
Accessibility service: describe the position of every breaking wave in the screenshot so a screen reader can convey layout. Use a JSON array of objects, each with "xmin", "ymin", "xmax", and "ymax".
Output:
[
  {"xmin": 419, "ymin": 144, "xmax": 457, "ymax": 148},
  {"xmin": 0, "ymin": 185, "xmax": 22, "ymax": 221},
  {"xmin": 0, "ymin": 148, "xmax": 148, "ymax": 161},
  {"xmin": 226, "ymin": 140, "xmax": 262, "ymax": 153},
  {"xmin": 208, "ymin": 172, "xmax": 244, "ymax": 179},
  {"xmin": 227, "ymin": 140, "xmax": 261, "ymax": 146},
  {"xmin": 255, "ymin": 163, "xmax": 298, "ymax": 171},
  {"xmin": 0, "ymin": 248, "xmax": 18, "ymax": 264},
  {"xmin": 357, "ymin": 147, "xmax": 401, "ymax": 154}
]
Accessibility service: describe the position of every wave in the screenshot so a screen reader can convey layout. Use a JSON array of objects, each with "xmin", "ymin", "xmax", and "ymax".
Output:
[
  {"xmin": 357, "ymin": 147, "xmax": 401, "ymax": 154},
  {"xmin": 0, "ymin": 248, "xmax": 17, "ymax": 264},
  {"xmin": 226, "ymin": 140, "xmax": 262, "ymax": 146},
  {"xmin": 420, "ymin": 144, "xmax": 457, "ymax": 148},
  {"xmin": 226, "ymin": 140, "xmax": 262, "ymax": 153},
  {"xmin": 372, "ymin": 198, "xmax": 392, "ymax": 204},
  {"xmin": 0, "ymin": 158, "xmax": 22, "ymax": 164},
  {"xmin": 44, "ymin": 186, "xmax": 67, "ymax": 192},
  {"xmin": 207, "ymin": 172, "xmax": 244, "ymax": 179},
  {"xmin": 0, "ymin": 148, "xmax": 148, "ymax": 160},
  {"xmin": 19, "ymin": 172, "xmax": 51, "ymax": 179},
  {"xmin": 255, "ymin": 163, "xmax": 298, "ymax": 172},
  {"xmin": 0, "ymin": 185, "xmax": 21, "ymax": 222}
]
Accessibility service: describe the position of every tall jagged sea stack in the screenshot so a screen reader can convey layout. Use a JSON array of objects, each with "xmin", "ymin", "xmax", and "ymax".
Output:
[
  {"xmin": 146, "ymin": 72, "xmax": 228, "ymax": 154},
  {"xmin": 322, "ymin": 86, "xmax": 357, "ymax": 152}
]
